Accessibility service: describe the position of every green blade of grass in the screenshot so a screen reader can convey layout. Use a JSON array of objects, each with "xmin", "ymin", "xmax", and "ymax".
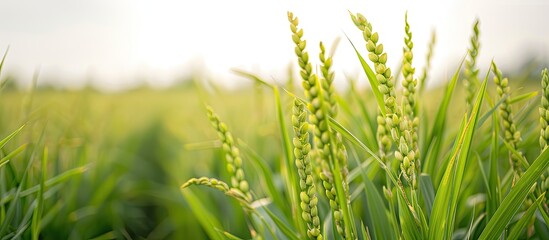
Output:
[
  {"xmin": 232, "ymin": 69, "xmax": 275, "ymax": 89},
  {"xmin": 339, "ymin": 87, "xmax": 378, "ymax": 151},
  {"xmin": 0, "ymin": 125, "xmax": 25, "ymax": 150},
  {"xmin": 486, "ymin": 93, "xmax": 501, "ymax": 222},
  {"xmin": 429, "ymin": 76, "xmax": 488, "ymax": 240},
  {"xmin": 501, "ymin": 139, "xmax": 530, "ymax": 169},
  {"xmin": 423, "ymin": 58, "xmax": 465, "ymax": 175},
  {"xmin": 398, "ymin": 190, "xmax": 423, "ymax": 240},
  {"xmin": 328, "ymin": 117, "xmax": 398, "ymax": 186},
  {"xmin": 509, "ymin": 90, "xmax": 538, "ymax": 105},
  {"xmin": 534, "ymin": 192, "xmax": 549, "ymax": 227},
  {"xmin": 507, "ymin": 195, "xmax": 543, "ymax": 240},
  {"xmin": 479, "ymin": 146, "xmax": 549, "ymax": 240},
  {"xmin": 216, "ymin": 229, "xmax": 244, "ymax": 240},
  {"xmin": 351, "ymin": 156, "xmax": 396, "ymax": 240},
  {"xmin": 1, "ymin": 165, "xmax": 89, "ymax": 205},
  {"xmin": 232, "ymin": 69, "xmax": 304, "ymax": 235},
  {"xmin": 0, "ymin": 144, "xmax": 27, "ymax": 169},
  {"xmin": 465, "ymin": 213, "xmax": 486, "ymax": 240},
  {"xmin": 419, "ymin": 174, "xmax": 435, "ymax": 219},
  {"xmin": 238, "ymin": 139, "xmax": 290, "ymax": 220},
  {"xmin": 477, "ymin": 94, "xmax": 507, "ymax": 129},
  {"xmin": 181, "ymin": 190, "xmax": 224, "ymax": 240},
  {"xmin": 0, "ymin": 145, "xmax": 36, "ymax": 236},
  {"xmin": 258, "ymin": 205, "xmax": 300, "ymax": 240},
  {"xmin": 360, "ymin": 221, "xmax": 372, "ymax": 240},
  {"xmin": 0, "ymin": 46, "xmax": 8, "ymax": 77},
  {"xmin": 344, "ymin": 34, "xmax": 386, "ymax": 116},
  {"xmin": 31, "ymin": 147, "xmax": 47, "ymax": 240}
]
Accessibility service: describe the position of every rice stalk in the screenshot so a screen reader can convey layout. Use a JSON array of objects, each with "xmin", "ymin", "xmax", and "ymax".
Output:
[
  {"xmin": 539, "ymin": 68, "xmax": 549, "ymax": 151},
  {"xmin": 181, "ymin": 177, "xmax": 251, "ymax": 208},
  {"xmin": 539, "ymin": 68, "xmax": 549, "ymax": 212},
  {"xmin": 288, "ymin": 12, "xmax": 355, "ymax": 239},
  {"xmin": 292, "ymin": 99, "xmax": 322, "ymax": 239},
  {"xmin": 397, "ymin": 12, "xmax": 420, "ymax": 187},
  {"xmin": 464, "ymin": 20, "xmax": 481, "ymax": 110},
  {"xmin": 350, "ymin": 12, "xmax": 394, "ymax": 171},
  {"xmin": 319, "ymin": 40, "xmax": 349, "ymax": 202},
  {"xmin": 206, "ymin": 106, "xmax": 252, "ymax": 201},
  {"xmin": 492, "ymin": 62, "xmax": 524, "ymax": 184}
]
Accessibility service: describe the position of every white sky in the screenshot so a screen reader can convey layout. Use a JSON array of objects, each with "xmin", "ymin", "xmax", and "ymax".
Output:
[{"xmin": 0, "ymin": 0, "xmax": 548, "ymax": 91}]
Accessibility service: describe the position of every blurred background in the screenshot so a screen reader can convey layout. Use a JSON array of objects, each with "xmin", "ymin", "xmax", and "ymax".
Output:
[
  {"xmin": 0, "ymin": 0, "xmax": 548, "ymax": 239},
  {"xmin": 1, "ymin": 0, "xmax": 548, "ymax": 90}
]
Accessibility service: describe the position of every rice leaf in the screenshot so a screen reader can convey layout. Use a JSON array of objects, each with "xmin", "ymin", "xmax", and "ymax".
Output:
[
  {"xmin": 419, "ymin": 174, "xmax": 435, "ymax": 219},
  {"xmin": 429, "ymin": 75, "xmax": 487, "ymax": 240},
  {"xmin": 478, "ymin": 146, "xmax": 549, "ymax": 240},
  {"xmin": 0, "ymin": 125, "xmax": 25, "ymax": 150},
  {"xmin": 231, "ymin": 69, "xmax": 304, "ymax": 234},
  {"xmin": 509, "ymin": 91, "xmax": 538, "ymax": 105},
  {"xmin": 0, "ymin": 46, "xmax": 8, "ymax": 77},
  {"xmin": 31, "ymin": 147, "xmax": 48, "ymax": 240},
  {"xmin": 344, "ymin": 34, "xmax": 386, "ymax": 116},
  {"xmin": 352, "ymin": 156, "xmax": 395, "ymax": 239},
  {"xmin": 328, "ymin": 117, "xmax": 398, "ymax": 186},
  {"xmin": 259, "ymin": 205, "xmax": 300, "ymax": 240},
  {"xmin": 238, "ymin": 139, "xmax": 289, "ymax": 218},
  {"xmin": 507, "ymin": 195, "xmax": 543, "ymax": 240},
  {"xmin": 486, "ymin": 97, "xmax": 501, "ymax": 221},
  {"xmin": 361, "ymin": 221, "xmax": 372, "ymax": 240},
  {"xmin": 181, "ymin": 190, "xmax": 224, "ymax": 240},
  {"xmin": 398, "ymin": 190, "xmax": 423, "ymax": 240},
  {"xmin": 423, "ymin": 58, "xmax": 465, "ymax": 175},
  {"xmin": 0, "ymin": 144, "xmax": 27, "ymax": 169},
  {"xmin": 464, "ymin": 213, "xmax": 486, "ymax": 240}
]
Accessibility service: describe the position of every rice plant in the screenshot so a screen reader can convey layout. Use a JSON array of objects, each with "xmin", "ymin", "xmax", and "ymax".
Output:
[
  {"xmin": 181, "ymin": 10, "xmax": 549, "ymax": 240},
  {"xmin": 1, "ymin": 8, "xmax": 547, "ymax": 240}
]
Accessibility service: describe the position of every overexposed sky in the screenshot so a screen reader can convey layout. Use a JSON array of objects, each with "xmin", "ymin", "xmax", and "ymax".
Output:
[{"xmin": 0, "ymin": 0, "xmax": 548, "ymax": 91}]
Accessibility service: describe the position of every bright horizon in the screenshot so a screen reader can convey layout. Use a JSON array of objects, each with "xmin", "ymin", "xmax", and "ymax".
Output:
[{"xmin": 0, "ymin": 0, "xmax": 548, "ymax": 91}]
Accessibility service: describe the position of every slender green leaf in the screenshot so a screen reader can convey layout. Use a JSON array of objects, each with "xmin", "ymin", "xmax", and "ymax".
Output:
[
  {"xmin": 509, "ymin": 91, "xmax": 538, "ymax": 105},
  {"xmin": 88, "ymin": 231, "xmax": 116, "ymax": 240},
  {"xmin": 0, "ymin": 46, "xmax": 8, "ymax": 77},
  {"xmin": 361, "ymin": 221, "xmax": 372, "ymax": 240},
  {"xmin": 535, "ymin": 193, "xmax": 549, "ymax": 228},
  {"xmin": 344, "ymin": 34, "xmax": 385, "ymax": 116},
  {"xmin": 352, "ymin": 156, "xmax": 395, "ymax": 240},
  {"xmin": 0, "ymin": 143, "xmax": 36, "ymax": 236},
  {"xmin": 502, "ymin": 139, "xmax": 530, "ymax": 168},
  {"xmin": 259, "ymin": 205, "xmax": 300, "ymax": 240},
  {"xmin": 238, "ymin": 139, "xmax": 290, "ymax": 219},
  {"xmin": 0, "ymin": 125, "xmax": 25, "ymax": 150},
  {"xmin": 429, "ymin": 76, "xmax": 488, "ymax": 240},
  {"xmin": 479, "ymin": 146, "xmax": 549, "ymax": 240},
  {"xmin": 465, "ymin": 213, "xmax": 486, "ymax": 240},
  {"xmin": 1, "ymin": 165, "xmax": 89, "ymax": 205},
  {"xmin": 31, "ymin": 147, "xmax": 47, "ymax": 240},
  {"xmin": 218, "ymin": 229, "xmax": 244, "ymax": 240},
  {"xmin": 232, "ymin": 69, "xmax": 304, "ymax": 234},
  {"xmin": 507, "ymin": 195, "xmax": 543, "ymax": 240},
  {"xmin": 181, "ymin": 190, "xmax": 224, "ymax": 240},
  {"xmin": 232, "ymin": 69, "xmax": 275, "ymax": 89},
  {"xmin": 398, "ymin": 190, "xmax": 423, "ymax": 240},
  {"xmin": 486, "ymin": 99, "xmax": 501, "ymax": 221},
  {"xmin": 477, "ymin": 94, "xmax": 507, "ymax": 129},
  {"xmin": 419, "ymin": 174, "xmax": 435, "ymax": 219},
  {"xmin": 328, "ymin": 117, "xmax": 398, "ymax": 186},
  {"xmin": 0, "ymin": 144, "xmax": 27, "ymax": 168},
  {"xmin": 423, "ymin": 58, "xmax": 465, "ymax": 175}
]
